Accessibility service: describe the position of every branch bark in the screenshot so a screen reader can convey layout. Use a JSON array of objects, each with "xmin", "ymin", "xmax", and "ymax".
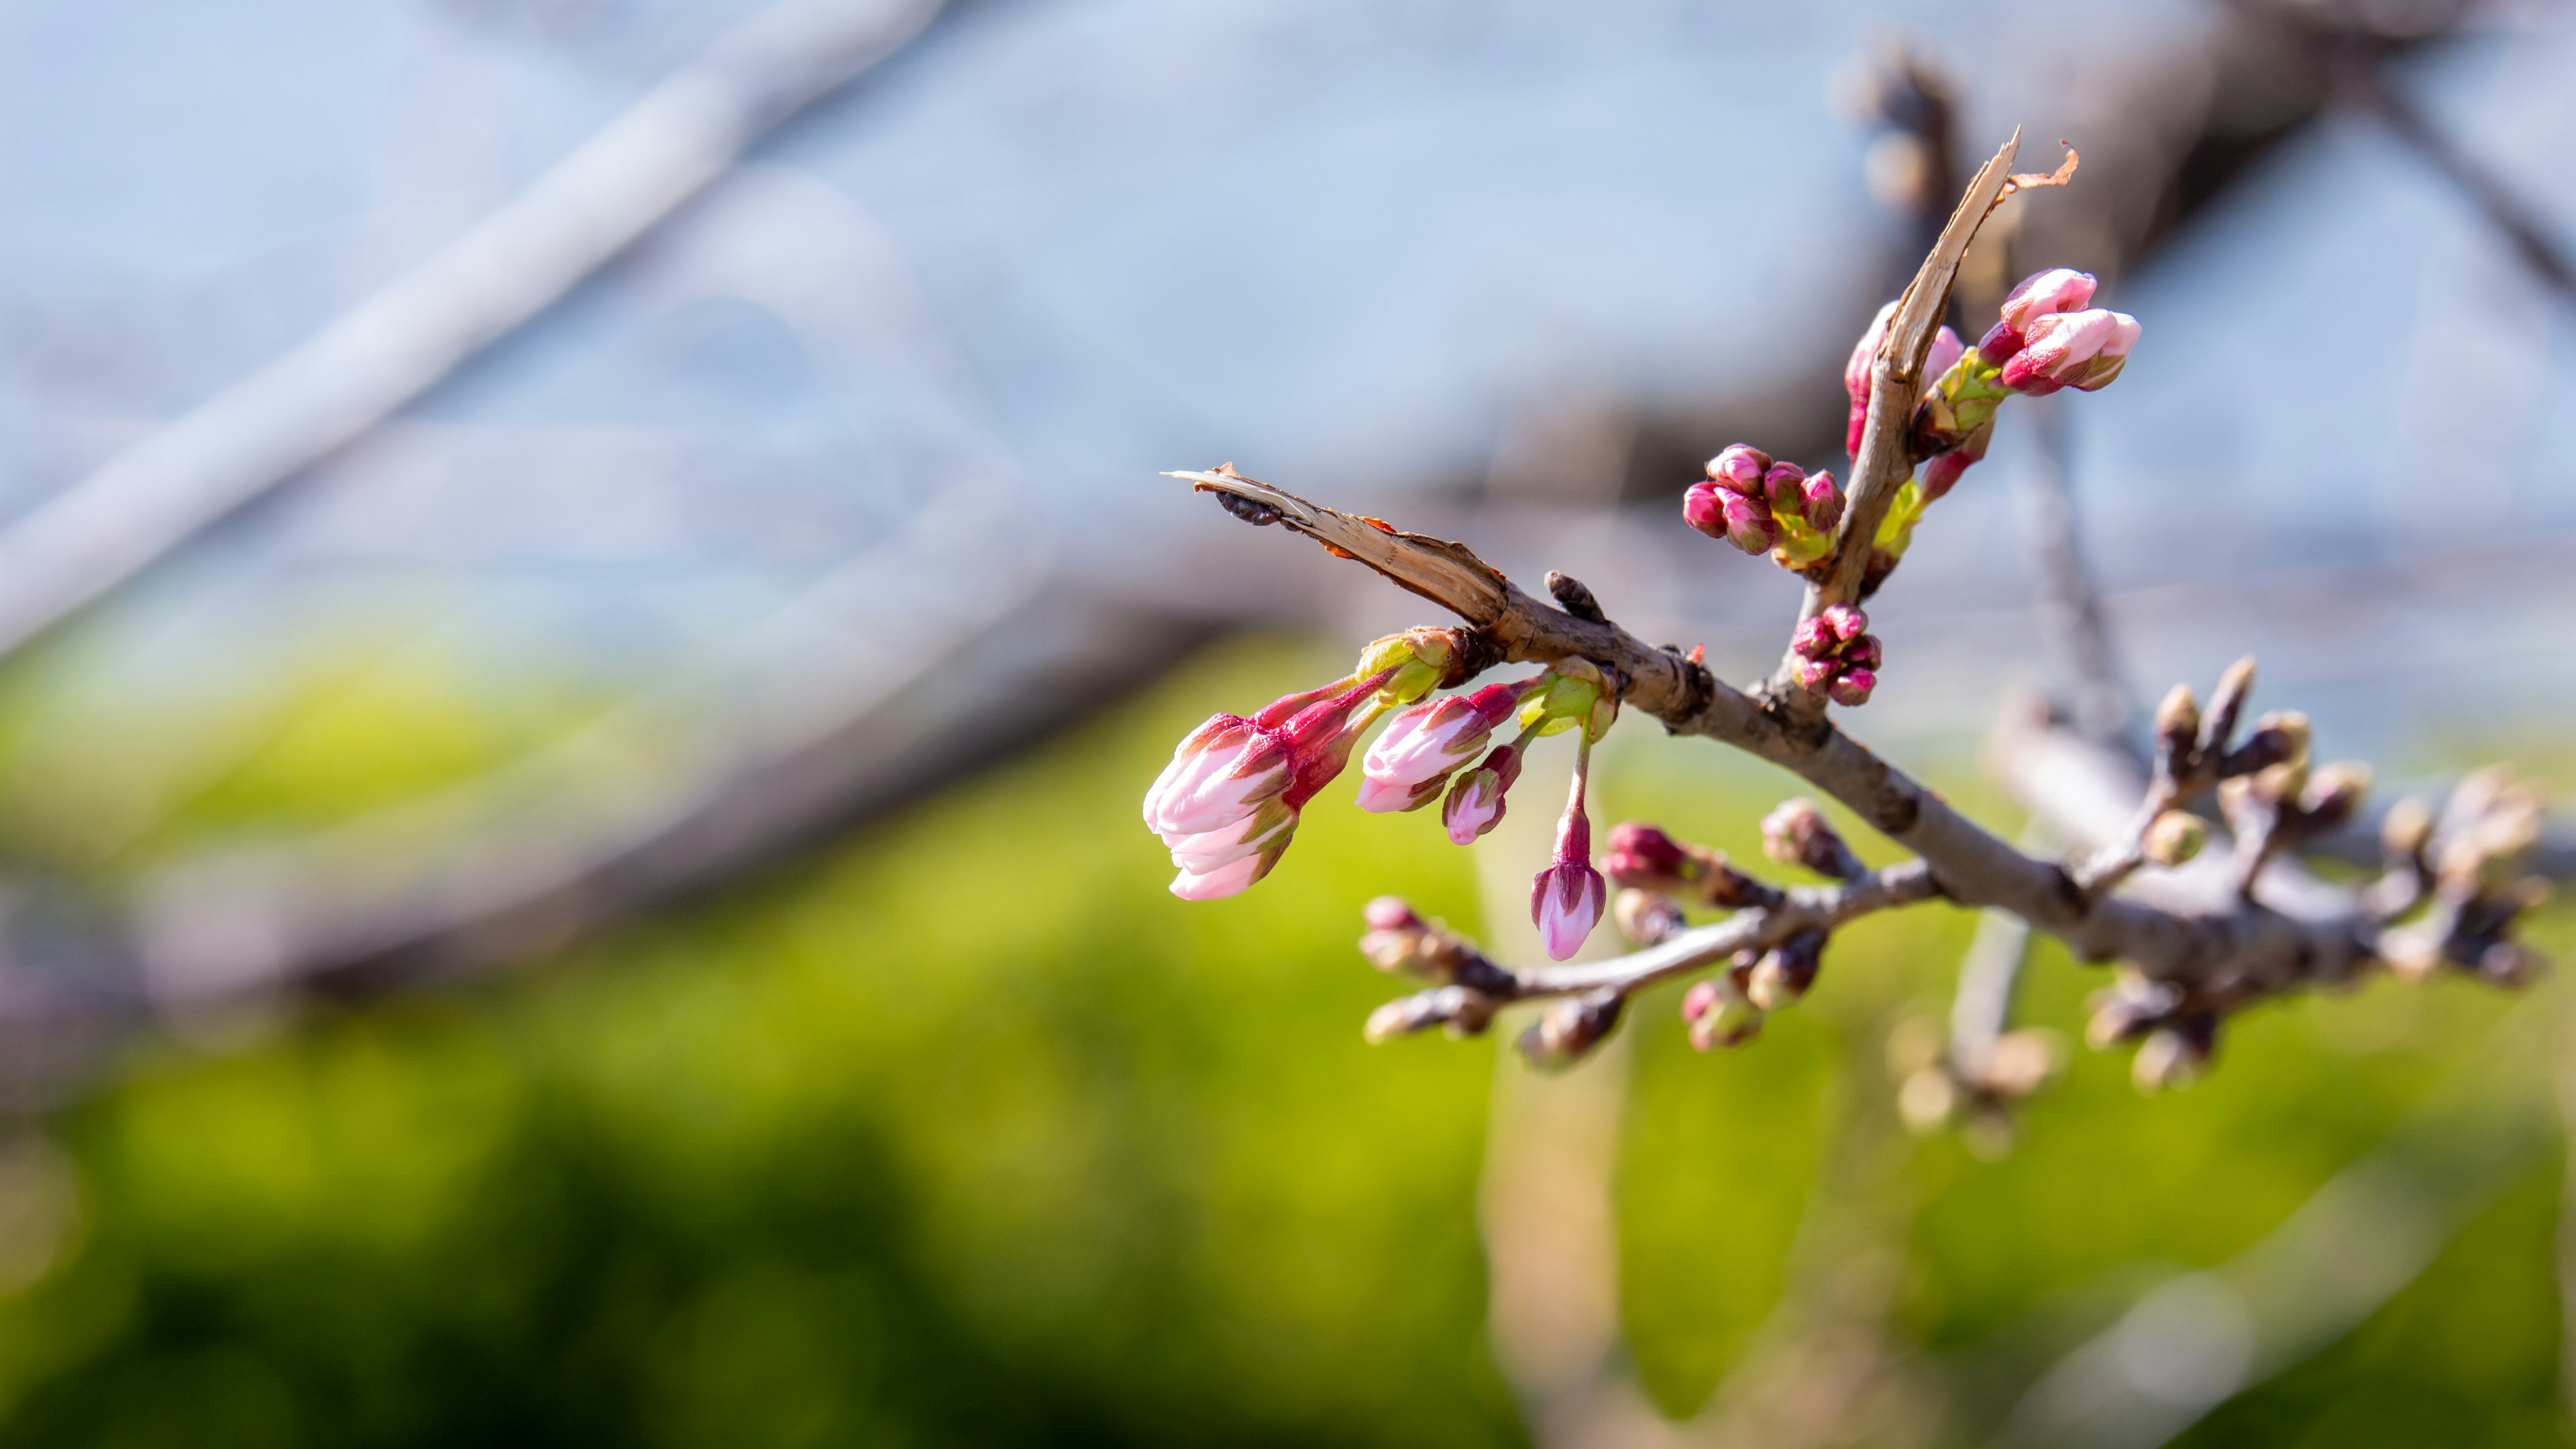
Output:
[{"xmin": 1186, "ymin": 466, "xmax": 2380, "ymax": 1005}]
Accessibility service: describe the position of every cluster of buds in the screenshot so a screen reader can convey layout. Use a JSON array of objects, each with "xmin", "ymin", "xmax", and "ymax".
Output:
[
  {"xmin": 1142, "ymin": 629, "xmax": 1466, "ymax": 897},
  {"xmin": 1850, "ymin": 270, "xmax": 2144, "ymax": 580},
  {"xmin": 1787, "ymin": 604, "xmax": 1882, "ymax": 706},
  {"xmin": 2375, "ymin": 769, "xmax": 2551, "ymax": 985},
  {"xmin": 2086, "ymin": 972, "xmax": 2227, "ymax": 1093},
  {"xmin": 1675, "ymin": 929, "xmax": 1829, "ymax": 1051},
  {"xmin": 1437, "ymin": 659, "xmax": 1615, "ymax": 847},
  {"xmin": 1683, "ymin": 443, "xmax": 1845, "ymax": 566},
  {"xmin": 1356, "ymin": 897, "xmax": 1519, "ymax": 1041}
]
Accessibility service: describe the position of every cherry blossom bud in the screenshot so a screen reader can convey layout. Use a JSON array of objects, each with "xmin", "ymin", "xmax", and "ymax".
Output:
[
  {"xmin": 1792, "ymin": 616, "xmax": 1839, "ymax": 660},
  {"xmin": 1527, "ymin": 738, "xmax": 1607, "ymax": 961},
  {"xmin": 1745, "ymin": 928, "xmax": 1827, "ymax": 1010},
  {"xmin": 1994, "ymin": 267, "xmax": 2097, "ymax": 350},
  {"xmin": 1517, "ymin": 658, "xmax": 1617, "ymax": 742},
  {"xmin": 1762, "ymin": 460, "xmax": 1807, "ymax": 511},
  {"xmin": 1705, "ymin": 443, "xmax": 1772, "ymax": 496},
  {"xmin": 1842, "ymin": 635, "xmax": 1882, "ymax": 672},
  {"xmin": 1845, "ymin": 301, "xmax": 1897, "ymax": 456},
  {"xmin": 2299, "ymin": 762, "xmax": 2372, "ymax": 833},
  {"xmin": 1682, "ymin": 479, "xmax": 1731, "ymax": 540},
  {"xmin": 2153, "ymin": 684, "xmax": 2202, "ymax": 772},
  {"xmin": 1794, "ymin": 656, "xmax": 1838, "ymax": 692},
  {"xmin": 1998, "ymin": 308, "xmax": 2140, "ymax": 395},
  {"xmin": 1682, "ymin": 972, "xmax": 1764, "ymax": 1050},
  {"xmin": 1357, "ymin": 682, "xmax": 1523, "ymax": 813},
  {"xmin": 1354, "ymin": 627, "xmax": 1470, "ymax": 707},
  {"xmin": 1719, "ymin": 490, "xmax": 1778, "ymax": 555},
  {"xmin": 1519, "ymin": 989, "xmax": 1625, "ymax": 1071},
  {"xmin": 1822, "ymin": 603, "xmax": 1869, "ymax": 643},
  {"xmin": 1603, "ymin": 822, "xmax": 1697, "ymax": 892},
  {"xmin": 1762, "ymin": 799, "xmax": 1862, "ymax": 879},
  {"xmin": 1442, "ymin": 741, "xmax": 1525, "ymax": 844},
  {"xmin": 1613, "ymin": 888, "xmax": 1687, "ymax": 945},
  {"xmin": 1357, "ymin": 897, "xmax": 1483, "ymax": 981},
  {"xmin": 2143, "ymin": 810, "xmax": 2206, "ymax": 867},
  {"xmin": 1827, "ymin": 668, "xmax": 1877, "ymax": 707},
  {"xmin": 1529, "ymin": 841, "xmax": 1606, "ymax": 959},
  {"xmin": 1919, "ymin": 421, "xmax": 1991, "ymax": 502},
  {"xmin": 1362, "ymin": 896, "xmax": 1421, "ymax": 932},
  {"xmin": 1801, "ymin": 470, "xmax": 1845, "ymax": 533},
  {"xmin": 1148, "ymin": 667, "xmax": 1399, "ymax": 898},
  {"xmin": 1845, "ymin": 299, "xmax": 1965, "ymax": 456}
]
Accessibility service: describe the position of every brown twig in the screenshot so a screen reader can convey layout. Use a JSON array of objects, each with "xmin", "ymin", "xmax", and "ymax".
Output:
[{"xmin": 1189, "ymin": 462, "xmax": 2391, "ymax": 1012}]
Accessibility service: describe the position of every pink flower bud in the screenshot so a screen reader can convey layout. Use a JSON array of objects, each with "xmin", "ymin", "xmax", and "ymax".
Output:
[
  {"xmin": 1682, "ymin": 479, "xmax": 1729, "ymax": 540},
  {"xmin": 1827, "ymin": 668, "xmax": 1877, "ymax": 707},
  {"xmin": 1144, "ymin": 716, "xmax": 1290, "ymax": 841},
  {"xmin": 1791, "ymin": 616, "xmax": 1837, "ymax": 661},
  {"xmin": 1603, "ymin": 822, "xmax": 1695, "ymax": 890},
  {"xmin": 1848, "ymin": 301, "xmax": 1966, "ymax": 454},
  {"xmin": 1793, "ymin": 656, "xmax": 1837, "ymax": 692},
  {"xmin": 1821, "ymin": 603, "xmax": 1868, "ymax": 643},
  {"xmin": 1363, "ymin": 896, "xmax": 1423, "ymax": 931},
  {"xmin": 1762, "ymin": 460, "xmax": 1807, "ymax": 511},
  {"xmin": 1801, "ymin": 470, "xmax": 1844, "ymax": 532},
  {"xmin": 1442, "ymin": 743, "xmax": 1523, "ymax": 844},
  {"xmin": 1357, "ymin": 686, "xmax": 1514, "ymax": 813},
  {"xmin": 1999, "ymin": 308, "xmax": 2140, "ymax": 396},
  {"xmin": 1530, "ymin": 861, "xmax": 1607, "ymax": 961},
  {"xmin": 1721, "ymin": 492, "xmax": 1777, "ymax": 555},
  {"xmin": 1147, "ymin": 668, "xmax": 1397, "ymax": 898},
  {"xmin": 1842, "ymin": 634, "xmax": 1882, "ymax": 672},
  {"xmin": 1998, "ymin": 267, "xmax": 2097, "ymax": 337},
  {"xmin": 1704, "ymin": 443, "xmax": 1771, "ymax": 496},
  {"xmin": 1844, "ymin": 301, "xmax": 1898, "ymax": 457},
  {"xmin": 1918, "ymin": 425, "xmax": 1990, "ymax": 501}
]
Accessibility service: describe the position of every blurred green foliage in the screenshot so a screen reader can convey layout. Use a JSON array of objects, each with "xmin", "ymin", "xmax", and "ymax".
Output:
[{"xmin": 0, "ymin": 633, "xmax": 2560, "ymax": 1446}]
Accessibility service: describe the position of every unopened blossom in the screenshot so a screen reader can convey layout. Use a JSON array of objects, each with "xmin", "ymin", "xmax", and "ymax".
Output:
[
  {"xmin": 1442, "ymin": 739, "xmax": 1527, "ymax": 843},
  {"xmin": 1980, "ymin": 267, "xmax": 2097, "ymax": 362},
  {"xmin": 1603, "ymin": 822, "xmax": 1697, "ymax": 894},
  {"xmin": 1529, "ymin": 736, "xmax": 1607, "ymax": 961},
  {"xmin": 1683, "ymin": 478, "xmax": 1778, "ymax": 555},
  {"xmin": 1358, "ymin": 680, "xmax": 1528, "ymax": 813},
  {"xmin": 1149, "ymin": 630, "xmax": 1476, "ymax": 898},
  {"xmin": 1704, "ymin": 443, "xmax": 1771, "ymax": 495},
  {"xmin": 1845, "ymin": 299, "xmax": 1964, "ymax": 456},
  {"xmin": 1999, "ymin": 308, "xmax": 2140, "ymax": 395}
]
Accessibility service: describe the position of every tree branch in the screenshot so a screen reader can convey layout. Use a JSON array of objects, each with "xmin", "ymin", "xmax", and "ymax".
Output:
[{"xmin": 1188, "ymin": 465, "xmax": 2387, "ymax": 1010}]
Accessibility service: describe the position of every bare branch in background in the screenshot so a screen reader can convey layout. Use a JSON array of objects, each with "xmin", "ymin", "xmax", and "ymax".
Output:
[{"xmin": 0, "ymin": 0, "xmax": 947, "ymax": 662}]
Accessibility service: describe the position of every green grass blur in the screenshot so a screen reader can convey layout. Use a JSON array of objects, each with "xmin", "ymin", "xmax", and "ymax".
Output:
[{"xmin": 0, "ymin": 631, "xmax": 2559, "ymax": 1446}]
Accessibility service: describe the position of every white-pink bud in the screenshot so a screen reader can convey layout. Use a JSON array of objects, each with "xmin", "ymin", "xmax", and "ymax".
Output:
[
  {"xmin": 2000, "ymin": 308, "xmax": 2139, "ymax": 396},
  {"xmin": 1359, "ymin": 694, "xmax": 1496, "ymax": 812},
  {"xmin": 1142, "ymin": 715, "xmax": 1290, "ymax": 839},
  {"xmin": 1998, "ymin": 268, "xmax": 2098, "ymax": 336},
  {"xmin": 1529, "ymin": 861, "xmax": 1607, "ymax": 961}
]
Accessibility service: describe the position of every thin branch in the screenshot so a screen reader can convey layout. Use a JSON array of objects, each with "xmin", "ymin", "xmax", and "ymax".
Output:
[
  {"xmin": 0, "ymin": 0, "xmax": 948, "ymax": 660},
  {"xmin": 1189, "ymin": 466, "xmax": 2383, "ymax": 1002}
]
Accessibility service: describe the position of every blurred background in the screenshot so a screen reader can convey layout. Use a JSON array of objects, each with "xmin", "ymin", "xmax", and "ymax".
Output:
[{"xmin": 0, "ymin": 0, "xmax": 2567, "ymax": 1443}]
